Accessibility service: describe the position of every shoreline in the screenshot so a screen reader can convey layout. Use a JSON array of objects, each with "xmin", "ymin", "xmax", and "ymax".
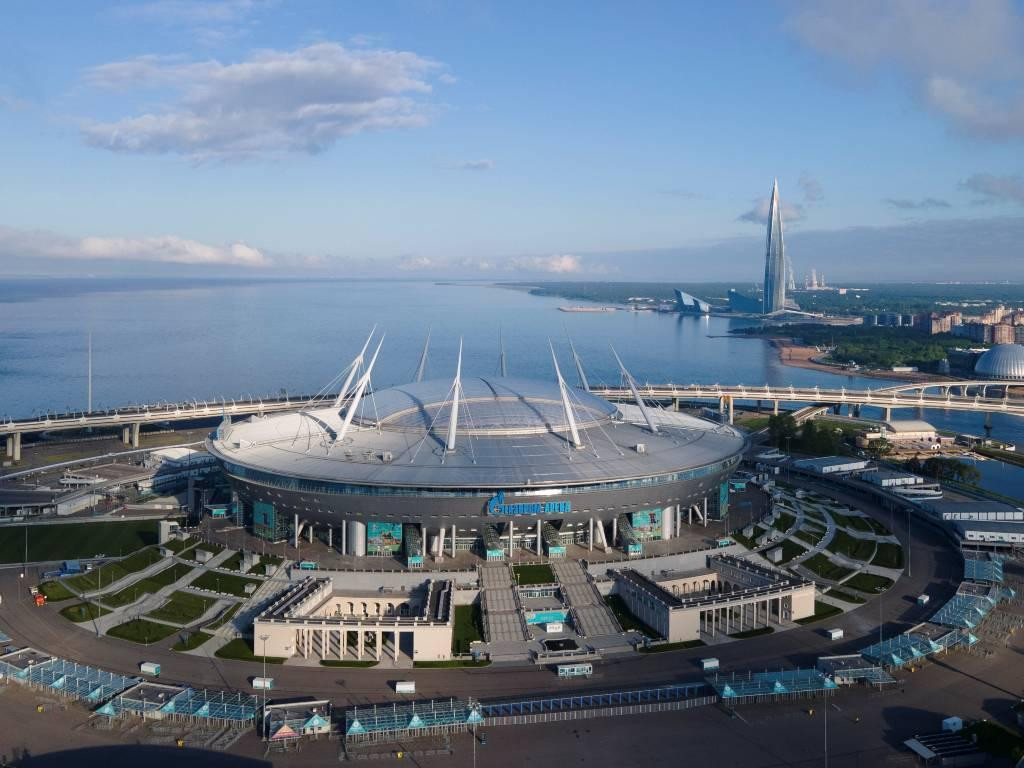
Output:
[{"xmin": 770, "ymin": 339, "xmax": 957, "ymax": 383}]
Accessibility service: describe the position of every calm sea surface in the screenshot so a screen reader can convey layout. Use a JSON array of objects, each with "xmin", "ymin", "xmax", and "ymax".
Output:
[{"xmin": 1, "ymin": 277, "xmax": 1022, "ymax": 495}]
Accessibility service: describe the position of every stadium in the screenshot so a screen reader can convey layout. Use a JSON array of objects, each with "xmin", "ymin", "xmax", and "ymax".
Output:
[{"xmin": 208, "ymin": 334, "xmax": 747, "ymax": 565}]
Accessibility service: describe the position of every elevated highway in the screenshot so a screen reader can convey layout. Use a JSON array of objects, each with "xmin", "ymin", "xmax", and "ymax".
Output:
[{"xmin": 4, "ymin": 380, "xmax": 1023, "ymax": 461}]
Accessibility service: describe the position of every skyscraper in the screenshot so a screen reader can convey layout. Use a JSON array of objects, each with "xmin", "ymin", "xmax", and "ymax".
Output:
[{"xmin": 762, "ymin": 178, "xmax": 786, "ymax": 315}]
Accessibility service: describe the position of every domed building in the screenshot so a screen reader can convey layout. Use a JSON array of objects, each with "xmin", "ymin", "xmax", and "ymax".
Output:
[{"xmin": 974, "ymin": 343, "xmax": 1024, "ymax": 380}]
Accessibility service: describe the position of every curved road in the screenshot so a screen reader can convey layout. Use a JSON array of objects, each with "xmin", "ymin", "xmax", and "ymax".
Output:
[{"xmin": 0, "ymin": 483, "xmax": 962, "ymax": 709}]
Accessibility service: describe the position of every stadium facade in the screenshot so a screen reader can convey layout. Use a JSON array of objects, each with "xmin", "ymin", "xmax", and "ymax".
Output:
[{"xmin": 208, "ymin": 337, "xmax": 746, "ymax": 565}]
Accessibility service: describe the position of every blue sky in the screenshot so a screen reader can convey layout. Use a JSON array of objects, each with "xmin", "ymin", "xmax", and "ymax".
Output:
[{"xmin": 1, "ymin": 0, "xmax": 1023, "ymax": 281}]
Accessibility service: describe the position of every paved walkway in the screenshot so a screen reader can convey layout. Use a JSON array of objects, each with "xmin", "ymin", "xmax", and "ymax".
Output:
[
  {"xmin": 551, "ymin": 561, "xmax": 621, "ymax": 637},
  {"xmin": 480, "ymin": 563, "xmax": 528, "ymax": 645}
]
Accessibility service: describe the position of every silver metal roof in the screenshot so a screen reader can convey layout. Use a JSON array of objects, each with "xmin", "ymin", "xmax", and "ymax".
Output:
[
  {"xmin": 209, "ymin": 377, "xmax": 746, "ymax": 490},
  {"xmin": 975, "ymin": 343, "xmax": 1024, "ymax": 380}
]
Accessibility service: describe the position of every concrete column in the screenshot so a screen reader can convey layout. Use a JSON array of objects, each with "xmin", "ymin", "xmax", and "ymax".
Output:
[
  {"xmin": 375, "ymin": 632, "xmax": 381, "ymax": 662},
  {"xmin": 294, "ymin": 514, "xmax": 300, "ymax": 549},
  {"xmin": 673, "ymin": 398, "xmax": 680, "ymax": 412},
  {"xmin": 773, "ymin": 400, "xmax": 779, "ymax": 416},
  {"xmin": 661, "ymin": 507, "xmax": 671, "ymax": 540},
  {"xmin": 121, "ymin": 425, "xmax": 131, "ymax": 445},
  {"xmin": 341, "ymin": 522, "xmax": 347, "ymax": 554},
  {"xmin": 451, "ymin": 523, "xmax": 456, "ymax": 558},
  {"xmin": 131, "ymin": 422, "xmax": 140, "ymax": 448},
  {"xmin": 346, "ymin": 520, "xmax": 366, "ymax": 557},
  {"xmin": 358, "ymin": 629, "xmax": 364, "ymax": 660},
  {"xmin": 437, "ymin": 527, "xmax": 446, "ymax": 559},
  {"xmin": 307, "ymin": 524, "xmax": 314, "ymax": 544},
  {"xmin": 718, "ymin": 396, "xmax": 726, "ymax": 424},
  {"xmin": 728, "ymin": 396, "xmax": 734, "ymax": 425},
  {"xmin": 675, "ymin": 506, "xmax": 681, "ymax": 536},
  {"xmin": 508, "ymin": 520, "xmax": 514, "ymax": 557},
  {"xmin": 320, "ymin": 630, "xmax": 327, "ymax": 660},
  {"xmin": 612, "ymin": 516, "xmax": 618, "ymax": 546},
  {"xmin": 5, "ymin": 432, "xmax": 21, "ymax": 462},
  {"xmin": 327, "ymin": 526, "xmax": 333, "ymax": 550},
  {"xmin": 536, "ymin": 520, "xmax": 542, "ymax": 555},
  {"xmin": 703, "ymin": 497, "xmax": 708, "ymax": 528},
  {"xmin": 882, "ymin": 407, "xmax": 892, "ymax": 421},
  {"xmin": 588, "ymin": 518, "xmax": 594, "ymax": 552}
]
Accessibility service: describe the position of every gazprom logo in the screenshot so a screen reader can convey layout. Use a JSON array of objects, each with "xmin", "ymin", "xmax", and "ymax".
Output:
[{"xmin": 487, "ymin": 491, "xmax": 570, "ymax": 516}]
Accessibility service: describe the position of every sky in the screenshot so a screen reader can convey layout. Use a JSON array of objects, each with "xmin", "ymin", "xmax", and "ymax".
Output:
[{"xmin": 1, "ymin": 0, "xmax": 1023, "ymax": 282}]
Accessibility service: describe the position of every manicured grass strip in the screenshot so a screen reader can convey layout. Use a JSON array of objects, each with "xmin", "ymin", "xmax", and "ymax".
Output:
[
  {"xmin": 161, "ymin": 537, "xmax": 195, "ymax": 554},
  {"xmin": 770, "ymin": 538, "xmax": 807, "ymax": 564},
  {"xmin": 66, "ymin": 547, "xmax": 164, "ymax": 593},
  {"xmin": 173, "ymin": 631, "xmax": 213, "ymax": 651},
  {"xmin": 220, "ymin": 552, "xmax": 244, "ymax": 571},
  {"xmin": 214, "ymin": 638, "xmax": 285, "ymax": 664},
  {"xmin": 180, "ymin": 542, "xmax": 225, "ymax": 562},
  {"xmin": 320, "ymin": 660, "xmax": 378, "ymax": 668},
  {"xmin": 60, "ymin": 602, "xmax": 111, "ymax": 623},
  {"xmin": 731, "ymin": 531, "xmax": 756, "ymax": 549},
  {"xmin": 793, "ymin": 529, "xmax": 821, "ymax": 546},
  {"xmin": 828, "ymin": 529, "xmax": 875, "ymax": 561},
  {"xmin": 0, "ymin": 520, "xmax": 159, "ymax": 564},
  {"xmin": 844, "ymin": 516, "xmax": 874, "ymax": 533},
  {"xmin": 605, "ymin": 594, "xmax": 661, "ymax": 639},
  {"xmin": 772, "ymin": 512, "xmax": 796, "ymax": 532},
  {"xmin": 38, "ymin": 580, "xmax": 76, "ymax": 601},
  {"xmin": 190, "ymin": 570, "xmax": 261, "ymax": 597},
  {"xmin": 146, "ymin": 590, "xmax": 215, "ymax": 625},
  {"xmin": 452, "ymin": 604, "xmax": 483, "ymax": 655},
  {"xmin": 871, "ymin": 543, "xmax": 904, "ymax": 570},
  {"xmin": 101, "ymin": 562, "xmax": 195, "ymax": 608},
  {"xmin": 802, "ymin": 553, "xmax": 855, "ymax": 582},
  {"xmin": 729, "ymin": 626, "xmax": 774, "ymax": 639},
  {"xmin": 414, "ymin": 660, "xmax": 491, "ymax": 668},
  {"xmin": 513, "ymin": 564, "xmax": 555, "ymax": 586},
  {"xmin": 824, "ymin": 588, "xmax": 866, "ymax": 604},
  {"xmin": 794, "ymin": 600, "xmax": 844, "ymax": 625},
  {"xmin": 207, "ymin": 602, "xmax": 241, "ymax": 630},
  {"xmin": 107, "ymin": 618, "xmax": 179, "ymax": 645},
  {"xmin": 639, "ymin": 639, "xmax": 705, "ymax": 653},
  {"xmin": 863, "ymin": 517, "xmax": 891, "ymax": 537},
  {"xmin": 844, "ymin": 572, "xmax": 894, "ymax": 594},
  {"xmin": 248, "ymin": 554, "xmax": 283, "ymax": 574}
]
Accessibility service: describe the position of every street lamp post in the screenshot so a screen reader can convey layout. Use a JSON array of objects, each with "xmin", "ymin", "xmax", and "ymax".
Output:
[{"xmin": 259, "ymin": 633, "xmax": 270, "ymax": 740}]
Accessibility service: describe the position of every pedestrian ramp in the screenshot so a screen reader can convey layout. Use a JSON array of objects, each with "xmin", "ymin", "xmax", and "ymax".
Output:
[
  {"xmin": 551, "ymin": 561, "xmax": 621, "ymax": 637},
  {"xmin": 480, "ymin": 563, "xmax": 528, "ymax": 643}
]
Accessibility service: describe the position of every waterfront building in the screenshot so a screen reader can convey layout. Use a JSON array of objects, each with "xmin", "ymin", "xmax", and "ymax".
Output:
[
  {"xmin": 762, "ymin": 179, "xmax": 787, "ymax": 315},
  {"xmin": 208, "ymin": 337, "xmax": 746, "ymax": 561},
  {"xmin": 673, "ymin": 289, "xmax": 711, "ymax": 315},
  {"xmin": 974, "ymin": 343, "xmax": 1024, "ymax": 380}
]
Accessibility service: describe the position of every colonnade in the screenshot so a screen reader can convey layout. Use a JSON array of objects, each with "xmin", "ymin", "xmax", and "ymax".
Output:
[{"xmin": 700, "ymin": 595, "xmax": 790, "ymax": 638}]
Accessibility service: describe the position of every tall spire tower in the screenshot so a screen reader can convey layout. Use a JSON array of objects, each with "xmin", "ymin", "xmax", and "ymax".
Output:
[{"xmin": 762, "ymin": 178, "xmax": 787, "ymax": 315}]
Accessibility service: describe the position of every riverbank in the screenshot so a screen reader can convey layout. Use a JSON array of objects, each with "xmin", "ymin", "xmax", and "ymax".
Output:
[{"xmin": 771, "ymin": 339, "xmax": 955, "ymax": 383}]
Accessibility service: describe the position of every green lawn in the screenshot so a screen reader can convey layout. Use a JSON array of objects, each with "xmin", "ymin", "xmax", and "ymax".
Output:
[
  {"xmin": 206, "ymin": 602, "xmax": 241, "ymax": 630},
  {"xmin": 773, "ymin": 512, "xmax": 796, "ymax": 532},
  {"xmin": 513, "ymin": 564, "xmax": 555, "ymax": 585},
  {"xmin": 172, "ymin": 631, "xmax": 213, "ymax": 651},
  {"xmin": 605, "ymin": 594, "xmax": 661, "ymax": 639},
  {"xmin": 161, "ymin": 537, "xmax": 195, "ymax": 554},
  {"xmin": 731, "ymin": 530, "xmax": 757, "ymax": 549},
  {"xmin": 66, "ymin": 547, "xmax": 164, "ymax": 593},
  {"xmin": 146, "ymin": 590, "xmax": 215, "ymax": 625},
  {"xmin": 248, "ymin": 554, "xmax": 283, "ymax": 575},
  {"xmin": 824, "ymin": 588, "xmax": 866, "ymax": 604},
  {"xmin": 793, "ymin": 529, "xmax": 822, "ymax": 547},
  {"xmin": 59, "ymin": 602, "xmax": 111, "ymax": 623},
  {"xmin": 639, "ymin": 639, "xmax": 705, "ymax": 653},
  {"xmin": 214, "ymin": 638, "xmax": 286, "ymax": 664},
  {"xmin": 220, "ymin": 552, "xmax": 244, "ymax": 571},
  {"xmin": 863, "ymin": 517, "xmax": 891, "ymax": 537},
  {"xmin": 38, "ymin": 580, "xmax": 76, "ymax": 601},
  {"xmin": 180, "ymin": 542, "xmax": 225, "ymax": 562},
  {"xmin": 107, "ymin": 618, "xmax": 180, "ymax": 645},
  {"xmin": 772, "ymin": 538, "xmax": 807, "ymax": 564},
  {"xmin": 844, "ymin": 572, "xmax": 895, "ymax": 594},
  {"xmin": 101, "ymin": 562, "xmax": 195, "ymax": 608},
  {"xmin": 320, "ymin": 659, "xmax": 379, "ymax": 668},
  {"xmin": 413, "ymin": 659, "xmax": 492, "ymax": 668},
  {"xmin": 794, "ymin": 600, "xmax": 844, "ymax": 625},
  {"xmin": 802, "ymin": 553, "xmax": 855, "ymax": 582},
  {"xmin": 729, "ymin": 626, "xmax": 774, "ymax": 639},
  {"xmin": 843, "ymin": 516, "xmax": 874, "ymax": 533},
  {"xmin": 452, "ymin": 604, "xmax": 483, "ymax": 655},
  {"xmin": 0, "ymin": 520, "xmax": 159, "ymax": 563},
  {"xmin": 828, "ymin": 529, "xmax": 876, "ymax": 561},
  {"xmin": 189, "ymin": 571, "xmax": 261, "ymax": 597},
  {"xmin": 871, "ymin": 543, "xmax": 904, "ymax": 570}
]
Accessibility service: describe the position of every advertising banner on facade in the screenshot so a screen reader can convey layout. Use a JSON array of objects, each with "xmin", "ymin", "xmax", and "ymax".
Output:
[
  {"xmin": 630, "ymin": 508, "xmax": 662, "ymax": 538},
  {"xmin": 367, "ymin": 521, "xmax": 403, "ymax": 555}
]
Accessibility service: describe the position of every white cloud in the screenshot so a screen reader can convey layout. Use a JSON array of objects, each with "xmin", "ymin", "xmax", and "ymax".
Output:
[
  {"xmin": 397, "ymin": 255, "xmax": 435, "ymax": 270},
  {"xmin": 79, "ymin": 42, "xmax": 445, "ymax": 160},
  {"xmin": 884, "ymin": 197, "xmax": 951, "ymax": 210},
  {"xmin": 960, "ymin": 173, "xmax": 1024, "ymax": 206},
  {"xmin": 508, "ymin": 254, "xmax": 584, "ymax": 274},
  {"xmin": 737, "ymin": 197, "xmax": 804, "ymax": 225},
  {"xmin": 798, "ymin": 173, "xmax": 823, "ymax": 203},
  {"xmin": 788, "ymin": 0, "xmax": 1024, "ymax": 140},
  {"xmin": 0, "ymin": 225, "xmax": 269, "ymax": 266}
]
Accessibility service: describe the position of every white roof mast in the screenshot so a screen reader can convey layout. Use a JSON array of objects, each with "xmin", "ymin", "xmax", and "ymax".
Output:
[
  {"xmin": 549, "ymin": 341, "xmax": 582, "ymax": 449},
  {"xmin": 610, "ymin": 346, "xmax": 659, "ymax": 434},
  {"xmin": 445, "ymin": 338, "xmax": 463, "ymax": 453},
  {"xmin": 415, "ymin": 328, "xmax": 431, "ymax": 383},
  {"xmin": 567, "ymin": 334, "xmax": 590, "ymax": 391},
  {"xmin": 334, "ymin": 326, "xmax": 376, "ymax": 408},
  {"xmin": 332, "ymin": 335, "xmax": 384, "ymax": 449}
]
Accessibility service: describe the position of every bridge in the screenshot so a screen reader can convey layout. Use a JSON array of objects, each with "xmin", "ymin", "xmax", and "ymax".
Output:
[{"xmin": 3, "ymin": 380, "xmax": 1023, "ymax": 462}]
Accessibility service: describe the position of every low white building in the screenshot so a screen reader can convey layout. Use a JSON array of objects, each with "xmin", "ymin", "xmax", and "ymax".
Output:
[
  {"xmin": 861, "ymin": 470, "xmax": 925, "ymax": 488},
  {"xmin": 924, "ymin": 500, "xmax": 1024, "ymax": 522},
  {"xmin": 954, "ymin": 520, "xmax": 1024, "ymax": 546},
  {"xmin": 792, "ymin": 456, "xmax": 869, "ymax": 475},
  {"xmin": 140, "ymin": 448, "xmax": 218, "ymax": 492}
]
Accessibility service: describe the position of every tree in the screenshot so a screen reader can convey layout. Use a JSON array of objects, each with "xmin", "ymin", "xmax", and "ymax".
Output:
[{"xmin": 768, "ymin": 413, "xmax": 797, "ymax": 449}]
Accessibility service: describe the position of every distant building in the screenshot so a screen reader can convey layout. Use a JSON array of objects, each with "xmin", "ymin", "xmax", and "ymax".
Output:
[
  {"xmin": 728, "ymin": 288, "xmax": 762, "ymax": 314},
  {"xmin": 673, "ymin": 289, "xmax": 711, "ymax": 315},
  {"xmin": 762, "ymin": 179, "xmax": 787, "ymax": 315},
  {"xmin": 792, "ymin": 456, "xmax": 869, "ymax": 474},
  {"xmin": 992, "ymin": 324, "xmax": 1015, "ymax": 345}
]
